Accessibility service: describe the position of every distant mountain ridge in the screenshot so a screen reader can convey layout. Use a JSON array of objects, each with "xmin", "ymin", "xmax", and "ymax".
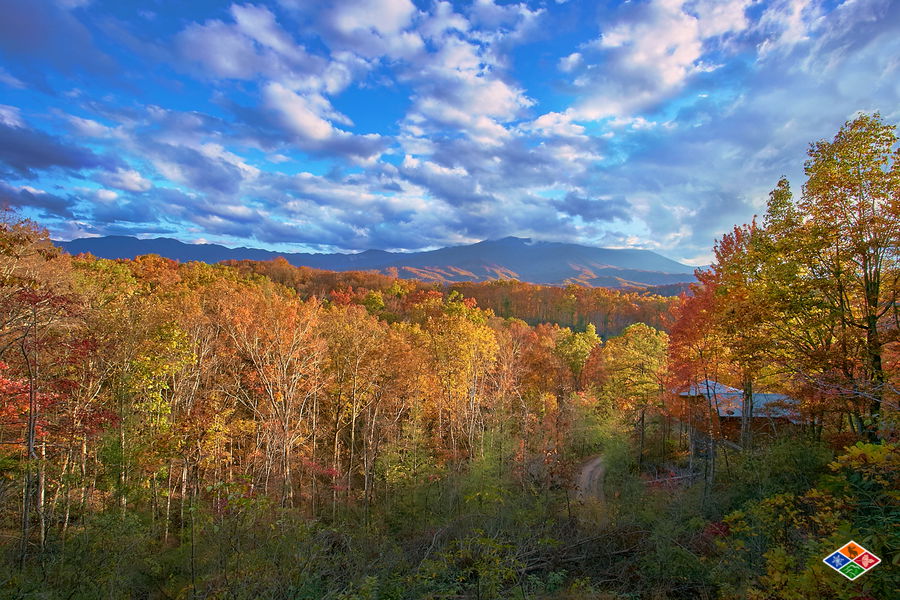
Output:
[{"xmin": 57, "ymin": 235, "xmax": 697, "ymax": 288}]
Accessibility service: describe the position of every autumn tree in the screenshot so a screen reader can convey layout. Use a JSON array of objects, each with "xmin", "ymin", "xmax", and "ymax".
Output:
[
  {"xmin": 0, "ymin": 211, "xmax": 76, "ymax": 559},
  {"xmin": 798, "ymin": 113, "xmax": 899, "ymax": 438},
  {"xmin": 215, "ymin": 281, "xmax": 324, "ymax": 507},
  {"xmin": 602, "ymin": 323, "xmax": 668, "ymax": 467},
  {"xmin": 423, "ymin": 294, "xmax": 498, "ymax": 462}
]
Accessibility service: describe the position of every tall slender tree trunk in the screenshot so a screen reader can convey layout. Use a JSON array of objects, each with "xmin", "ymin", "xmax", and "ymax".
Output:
[
  {"xmin": 164, "ymin": 461, "xmax": 173, "ymax": 542},
  {"xmin": 20, "ymin": 331, "xmax": 38, "ymax": 567},
  {"xmin": 638, "ymin": 408, "xmax": 645, "ymax": 470},
  {"xmin": 78, "ymin": 437, "xmax": 89, "ymax": 527},
  {"xmin": 740, "ymin": 377, "xmax": 754, "ymax": 449},
  {"xmin": 38, "ymin": 441, "xmax": 46, "ymax": 550},
  {"xmin": 118, "ymin": 393, "xmax": 127, "ymax": 515},
  {"xmin": 865, "ymin": 315, "xmax": 883, "ymax": 441}
]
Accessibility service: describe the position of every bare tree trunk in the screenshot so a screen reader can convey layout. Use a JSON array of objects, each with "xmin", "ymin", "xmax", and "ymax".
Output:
[
  {"xmin": 38, "ymin": 441, "xmax": 46, "ymax": 550},
  {"xmin": 638, "ymin": 408, "xmax": 646, "ymax": 470},
  {"xmin": 311, "ymin": 391, "xmax": 318, "ymax": 517},
  {"xmin": 164, "ymin": 461, "xmax": 173, "ymax": 542},
  {"xmin": 49, "ymin": 447, "xmax": 70, "ymax": 526},
  {"xmin": 79, "ymin": 437, "xmax": 89, "ymax": 525},
  {"xmin": 740, "ymin": 377, "xmax": 754, "ymax": 449},
  {"xmin": 180, "ymin": 463, "xmax": 188, "ymax": 533},
  {"xmin": 332, "ymin": 419, "xmax": 340, "ymax": 520},
  {"xmin": 19, "ymin": 334, "xmax": 38, "ymax": 567},
  {"xmin": 118, "ymin": 394, "xmax": 127, "ymax": 515},
  {"xmin": 865, "ymin": 315, "xmax": 883, "ymax": 441}
]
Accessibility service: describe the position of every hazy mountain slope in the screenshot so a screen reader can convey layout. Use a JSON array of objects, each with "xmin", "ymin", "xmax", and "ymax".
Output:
[{"xmin": 58, "ymin": 235, "xmax": 696, "ymax": 287}]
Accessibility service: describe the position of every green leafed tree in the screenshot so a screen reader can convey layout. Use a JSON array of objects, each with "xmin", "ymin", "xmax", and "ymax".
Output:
[{"xmin": 602, "ymin": 323, "xmax": 668, "ymax": 467}]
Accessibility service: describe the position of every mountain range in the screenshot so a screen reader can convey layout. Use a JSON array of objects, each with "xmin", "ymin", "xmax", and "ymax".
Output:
[{"xmin": 57, "ymin": 235, "xmax": 697, "ymax": 288}]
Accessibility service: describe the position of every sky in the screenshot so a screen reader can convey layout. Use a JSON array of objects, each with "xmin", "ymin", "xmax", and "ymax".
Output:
[{"xmin": 0, "ymin": 0, "xmax": 898, "ymax": 265}]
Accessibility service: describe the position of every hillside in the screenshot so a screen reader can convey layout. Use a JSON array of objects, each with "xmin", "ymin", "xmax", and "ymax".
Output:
[{"xmin": 58, "ymin": 235, "xmax": 696, "ymax": 287}]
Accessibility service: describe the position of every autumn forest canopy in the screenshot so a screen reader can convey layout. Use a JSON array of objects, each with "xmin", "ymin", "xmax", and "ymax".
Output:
[{"xmin": 0, "ymin": 115, "xmax": 898, "ymax": 598}]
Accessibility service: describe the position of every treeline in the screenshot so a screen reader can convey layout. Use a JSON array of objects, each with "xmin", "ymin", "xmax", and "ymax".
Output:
[{"xmin": 224, "ymin": 258, "xmax": 679, "ymax": 336}]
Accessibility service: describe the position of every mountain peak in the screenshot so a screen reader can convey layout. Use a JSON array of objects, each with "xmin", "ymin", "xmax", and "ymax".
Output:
[{"xmin": 493, "ymin": 236, "xmax": 532, "ymax": 244}]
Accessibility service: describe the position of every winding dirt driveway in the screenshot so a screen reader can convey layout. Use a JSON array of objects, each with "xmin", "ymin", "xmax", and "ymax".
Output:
[{"xmin": 576, "ymin": 454, "xmax": 606, "ymax": 503}]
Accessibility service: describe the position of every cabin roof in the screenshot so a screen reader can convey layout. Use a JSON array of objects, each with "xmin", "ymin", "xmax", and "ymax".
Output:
[
  {"xmin": 678, "ymin": 379, "xmax": 741, "ymax": 397},
  {"xmin": 715, "ymin": 392, "xmax": 797, "ymax": 420},
  {"xmin": 677, "ymin": 379, "xmax": 799, "ymax": 422}
]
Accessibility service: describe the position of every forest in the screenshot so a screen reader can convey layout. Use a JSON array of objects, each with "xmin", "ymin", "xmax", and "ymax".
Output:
[{"xmin": 0, "ymin": 114, "xmax": 897, "ymax": 599}]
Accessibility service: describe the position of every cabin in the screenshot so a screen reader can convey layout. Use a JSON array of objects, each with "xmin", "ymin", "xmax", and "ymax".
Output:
[{"xmin": 678, "ymin": 379, "xmax": 800, "ymax": 444}]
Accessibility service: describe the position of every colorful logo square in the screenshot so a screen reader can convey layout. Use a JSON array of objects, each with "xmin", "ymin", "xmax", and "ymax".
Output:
[
  {"xmin": 854, "ymin": 552, "xmax": 880, "ymax": 570},
  {"xmin": 823, "ymin": 541, "xmax": 880, "ymax": 580},
  {"xmin": 839, "ymin": 541, "xmax": 863, "ymax": 560},
  {"xmin": 839, "ymin": 562, "xmax": 865, "ymax": 580},
  {"xmin": 824, "ymin": 551, "xmax": 850, "ymax": 570}
]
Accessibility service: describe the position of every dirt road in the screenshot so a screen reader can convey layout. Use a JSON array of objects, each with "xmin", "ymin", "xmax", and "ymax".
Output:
[{"xmin": 576, "ymin": 454, "xmax": 605, "ymax": 503}]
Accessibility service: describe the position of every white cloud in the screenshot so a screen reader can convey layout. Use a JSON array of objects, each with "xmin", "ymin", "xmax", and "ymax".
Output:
[
  {"xmin": 323, "ymin": 0, "xmax": 424, "ymax": 59},
  {"xmin": 608, "ymin": 115, "xmax": 661, "ymax": 130},
  {"xmin": 559, "ymin": 52, "xmax": 582, "ymax": 73},
  {"xmin": 522, "ymin": 111, "xmax": 586, "ymax": 138},
  {"xmin": 176, "ymin": 5, "xmax": 332, "ymax": 90},
  {"xmin": 178, "ymin": 19, "xmax": 263, "ymax": 79},
  {"xmin": 231, "ymin": 4, "xmax": 304, "ymax": 62},
  {"xmin": 0, "ymin": 104, "xmax": 24, "ymax": 127},
  {"xmin": 199, "ymin": 143, "xmax": 261, "ymax": 180},
  {"xmin": 419, "ymin": 1, "xmax": 469, "ymax": 40},
  {"xmin": 99, "ymin": 168, "xmax": 152, "ymax": 192},
  {"xmin": 568, "ymin": 0, "xmax": 753, "ymax": 119},
  {"xmin": 259, "ymin": 82, "xmax": 385, "ymax": 163},
  {"xmin": 469, "ymin": 0, "xmax": 542, "ymax": 34},
  {"xmin": 68, "ymin": 115, "xmax": 114, "ymax": 137},
  {"xmin": 0, "ymin": 67, "xmax": 24, "ymax": 89},
  {"xmin": 401, "ymin": 32, "xmax": 533, "ymax": 144},
  {"xmin": 691, "ymin": 0, "xmax": 752, "ymax": 38},
  {"xmin": 756, "ymin": 0, "xmax": 820, "ymax": 57},
  {"xmin": 263, "ymin": 82, "xmax": 336, "ymax": 141},
  {"xmin": 330, "ymin": 0, "xmax": 417, "ymax": 36}
]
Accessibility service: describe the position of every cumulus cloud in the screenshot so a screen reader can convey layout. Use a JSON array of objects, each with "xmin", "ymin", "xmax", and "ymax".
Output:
[
  {"xmin": 330, "ymin": 0, "xmax": 417, "ymax": 37},
  {"xmin": 98, "ymin": 167, "xmax": 152, "ymax": 192},
  {"xmin": 145, "ymin": 142, "xmax": 247, "ymax": 195},
  {"xmin": 264, "ymin": 83, "xmax": 337, "ymax": 141},
  {"xmin": 522, "ymin": 111, "xmax": 586, "ymax": 139},
  {"xmin": 320, "ymin": 0, "xmax": 424, "ymax": 59},
  {"xmin": 176, "ymin": 3, "xmax": 329, "ymax": 86},
  {"xmin": 258, "ymin": 82, "xmax": 387, "ymax": 161},
  {"xmin": 399, "ymin": 17, "xmax": 535, "ymax": 145},
  {"xmin": 568, "ymin": 0, "xmax": 752, "ymax": 119}
]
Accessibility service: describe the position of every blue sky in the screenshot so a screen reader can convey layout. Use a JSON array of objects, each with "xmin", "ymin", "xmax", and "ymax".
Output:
[{"xmin": 0, "ymin": 0, "xmax": 897, "ymax": 264}]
